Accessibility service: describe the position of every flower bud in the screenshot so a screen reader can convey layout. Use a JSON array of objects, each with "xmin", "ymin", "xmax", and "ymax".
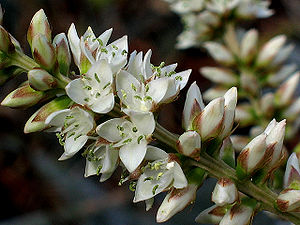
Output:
[
  {"xmin": 268, "ymin": 64, "xmax": 297, "ymax": 86},
  {"xmin": 284, "ymin": 97, "xmax": 300, "ymax": 121},
  {"xmin": 260, "ymin": 93, "xmax": 274, "ymax": 117},
  {"xmin": 203, "ymin": 86, "xmax": 227, "ymax": 101},
  {"xmin": 219, "ymin": 87, "xmax": 237, "ymax": 139},
  {"xmin": 28, "ymin": 68, "xmax": 57, "ymax": 91},
  {"xmin": 272, "ymin": 44, "xmax": 294, "ymax": 66},
  {"xmin": 284, "ymin": 153, "xmax": 300, "ymax": 188},
  {"xmin": 53, "ymin": 33, "xmax": 71, "ymax": 75},
  {"xmin": 274, "ymin": 72, "xmax": 300, "ymax": 107},
  {"xmin": 0, "ymin": 26, "xmax": 14, "ymax": 53},
  {"xmin": 177, "ymin": 131, "xmax": 201, "ymax": 158},
  {"xmin": 31, "ymin": 34, "xmax": 56, "ymax": 70},
  {"xmin": 183, "ymin": 82, "xmax": 205, "ymax": 130},
  {"xmin": 236, "ymin": 133, "xmax": 268, "ymax": 179},
  {"xmin": 204, "ymin": 42, "xmax": 235, "ymax": 66},
  {"xmin": 240, "ymin": 71, "xmax": 259, "ymax": 96},
  {"xmin": 266, "ymin": 120, "xmax": 286, "ymax": 169},
  {"xmin": 212, "ymin": 178, "xmax": 238, "ymax": 206},
  {"xmin": 235, "ymin": 103, "xmax": 254, "ymax": 127},
  {"xmin": 200, "ymin": 67, "xmax": 237, "ymax": 85},
  {"xmin": 193, "ymin": 97, "xmax": 224, "ymax": 141},
  {"xmin": 27, "ymin": 9, "xmax": 51, "ymax": 47},
  {"xmin": 219, "ymin": 203, "xmax": 254, "ymax": 225},
  {"xmin": 277, "ymin": 189, "xmax": 300, "ymax": 212},
  {"xmin": 256, "ymin": 35, "xmax": 286, "ymax": 67},
  {"xmin": 195, "ymin": 205, "xmax": 227, "ymax": 224},
  {"xmin": 240, "ymin": 29, "xmax": 258, "ymax": 63},
  {"xmin": 24, "ymin": 95, "xmax": 72, "ymax": 133},
  {"xmin": 230, "ymin": 135, "xmax": 249, "ymax": 152},
  {"xmin": 1, "ymin": 83, "xmax": 45, "ymax": 108},
  {"xmin": 156, "ymin": 184, "xmax": 198, "ymax": 223}
]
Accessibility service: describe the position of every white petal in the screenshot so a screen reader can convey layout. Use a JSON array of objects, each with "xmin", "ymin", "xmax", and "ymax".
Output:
[
  {"xmin": 127, "ymin": 51, "xmax": 143, "ymax": 80},
  {"xmin": 172, "ymin": 162, "xmax": 188, "ymax": 188},
  {"xmin": 60, "ymin": 135, "xmax": 88, "ymax": 160},
  {"xmin": 97, "ymin": 28, "xmax": 113, "ymax": 46},
  {"xmin": 67, "ymin": 23, "xmax": 80, "ymax": 66},
  {"xmin": 145, "ymin": 146, "xmax": 168, "ymax": 161},
  {"xmin": 65, "ymin": 79, "xmax": 88, "ymax": 105},
  {"xmin": 90, "ymin": 93, "xmax": 114, "ymax": 114},
  {"xmin": 96, "ymin": 118, "xmax": 127, "ymax": 142},
  {"xmin": 123, "ymin": 109, "xmax": 155, "ymax": 135},
  {"xmin": 172, "ymin": 69, "xmax": 192, "ymax": 90},
  {"xmin": 45, "ymin": 109, "xmax": 70, "ymax": 128},
  {"xmin": 143, "ymin": 49, "xmax": 153, "ymax": 80},
  {"xmin": 147, "ymin": 78, "xmax": 170, "ymax": 104},
  {"xmin": 119, "ymin": 140, "xmax": 147, "ymax": 172},
  {"xmin": 86, "ymin": 59, "xmax": 113, "ymax": 84}
]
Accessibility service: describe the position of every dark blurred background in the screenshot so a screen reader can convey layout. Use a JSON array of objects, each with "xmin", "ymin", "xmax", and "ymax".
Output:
[{"xmin": 0, "ymin": 0, "xmax": 298, "ymax": 224}]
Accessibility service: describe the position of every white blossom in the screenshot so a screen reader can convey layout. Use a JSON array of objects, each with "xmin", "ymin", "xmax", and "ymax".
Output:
[
  {"xmin": 134, "ymin": 146, "xmax": 187, "ymax": 202},
  {"xmin": 66, "ymin": 60, "xmax": 114, "ymax": 114},
  {"xmin": 96, "ymin": 109, "xmax": 155, "ymax": 172},
  {"xmin": 45, "ymin": 106, "xmax": 94, "ymax": 160}
]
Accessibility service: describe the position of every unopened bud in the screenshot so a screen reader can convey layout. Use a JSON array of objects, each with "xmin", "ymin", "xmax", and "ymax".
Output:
[
  {"xmin": 266, "ymin": 120, "xmax": 286, "ymax": 169},
  {"xmin": 240, "ymin": 71, "xmax": 259, "ymax": 96},
  {"xmin": 236, "ymin": 133, "xmax": 268, "ymax": 179},
  {"xmin": 0, "ymin": 26, "xmax": 14, "ymax": 53},
  {"xmin": 284, "ymin": 153, "xmax": 300, "ymax": 188},
  {"xmin": 204, "ymin": 42, "xmax": 235, "ymax": 66},
  {"xmin": 212, "ymin": 178, "xmax": 238, "ymax": 206},
  {"xmin": 183, "ymin": 82, "xmax": 205, "ymax": 130},
  {"xmin": 203, "ymin": 86, "xmax": 227, "ymax": 101},
  {"xmin": 32, "ymin": 34, "xmax": 56, "ymax": 70},
  {"xmin": 1, "ymin": 83, "xmax": 45, "ymax": 108},
  {"xmin": 235, "ymin": 104, "xmax": 254, "ymax": 127},
  {"xmin": 219, "ymin": 87, "xmax": 237, "ymax": 139},
  {"xmin": 28, "ymin": 68, "xmax": 57, "ymax": 91},
  {"xmin": 24, "ymin": 95, "xmax": 72, "ymax": 133},
  {"xmin": 27, "ymin": 9, "xmax": 51, "ymax": 47},
  {"xmin": 231, "ymin": 135, "xmax": 249, "ymax": 152},
  {"xmin": 275, "ymin": 72, "xmax": 300, "ymax": 107},
  {"xmin": 177, "ymin": 131, "xmax": 201, "ymax": 158},
  {"xmin": 240, "ymin": 29, "xmax": 258, "ymax": 63},
  {"xmin": 260, "ymin": 93, "xmax": 274, "ymax": 117},
  {"xmin": 219, "ymin": 203, "xmax": 254, "ymax": 225},
  {"xmin": 156, "ymin": 184, "xmax": 198, "ymax": 223},
  {"xmin": 195, "ymin": 205, "xmax": 227, "ymax": 224},
  {"xmin": 193, "ymin": 97, "xmax": 224, "ymax": 141},
  {"xmin": 284, "ymin": 97, "xmax": 300, "ymax": 121},
  {"xmin": 200, "ymin": 67, "xmax": 237, "ymax": 85},
  {"xmin": 256, "ymin": 35, "xmax": 286, "ymax": 67},
  {"xmin": 277, "ymin": 189, "xmax": 300, "ymax": 212},
  {"xmin": 53, "ymin": 33, "xmax": 71, "ymax": 75}
]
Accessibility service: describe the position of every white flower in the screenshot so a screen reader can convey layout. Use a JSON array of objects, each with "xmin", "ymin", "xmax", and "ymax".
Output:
[
  {"xmin": 116, "ymin": 50, "xmax": 191, "ymax": 112},
  {"xmin": 66, "ymin": 60, "xmax": 114, "ymax": 114},
  {"xmin": 68, "ymin": 24, "xmax": 128, "ymax": 74},
  {"xmin": 134, "ymin": 146, "xmax": 187, "ymax": 202},
  {"xmin": 84, "ymin": 142, "xmax": 119, "ymax": 182},
  {"xmin": 45, "ymin": 106, "xmax": 94, "ymax": 160},
  {"xmin": 96, "ymin": 109, "xmax": 155, "ymax": 172}
]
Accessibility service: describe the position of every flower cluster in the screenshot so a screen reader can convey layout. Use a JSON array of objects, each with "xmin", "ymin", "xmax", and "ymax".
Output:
[{"xmin": 163, "ymin": 0, "xmax": 273, "ymax": 48}]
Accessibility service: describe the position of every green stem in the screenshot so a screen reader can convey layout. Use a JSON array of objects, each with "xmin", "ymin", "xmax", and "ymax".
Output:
[
  {"xmin": 10, "ymin": 51, "xmax": 39, "ymax": 70},
  {"xmin": 152, "ymin": 123, "xmax": 300, "ymax": 225}
]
